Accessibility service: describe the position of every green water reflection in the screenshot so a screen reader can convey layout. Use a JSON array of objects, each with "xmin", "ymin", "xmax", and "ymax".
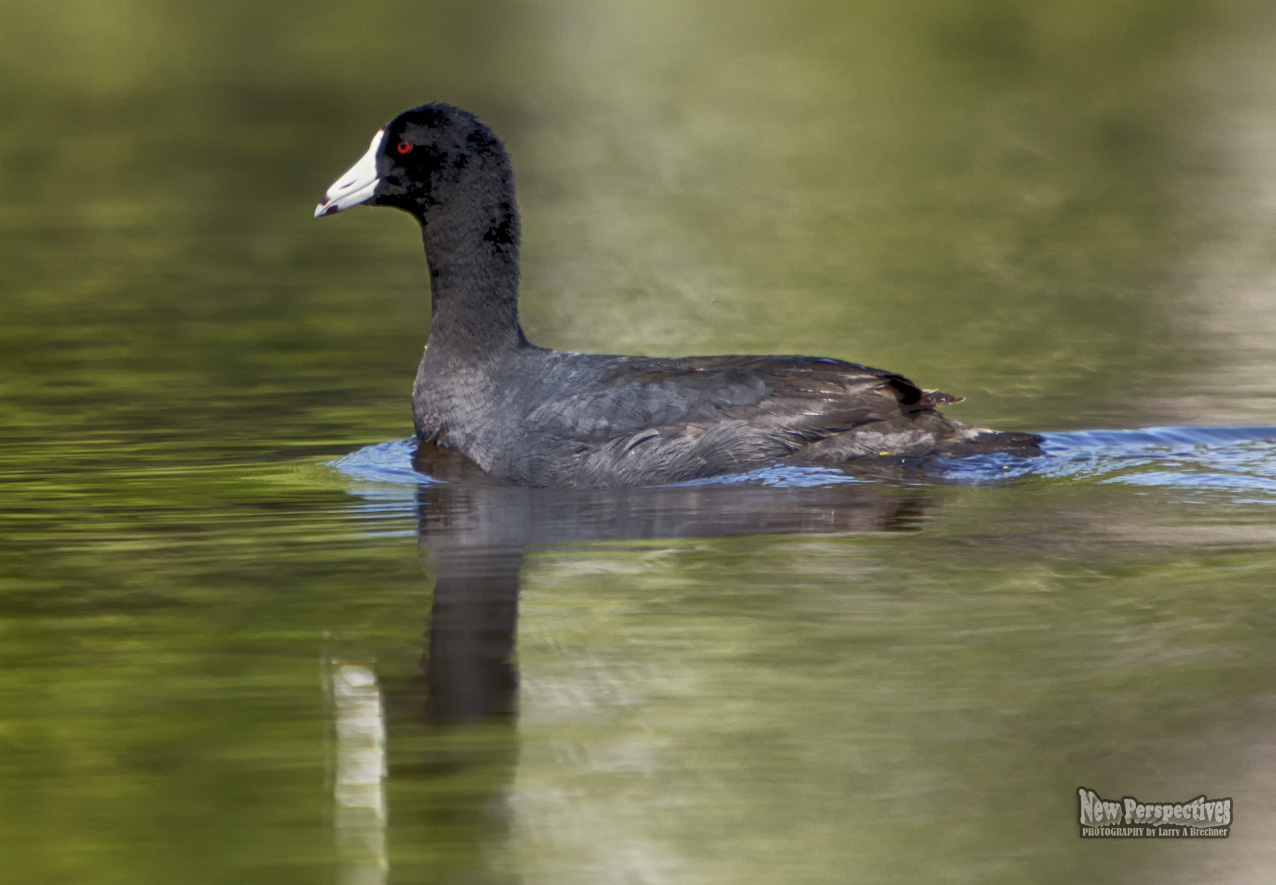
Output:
[{"xmin": 3, "ymin": 1, "xmax": 1276, "ymax": 883}]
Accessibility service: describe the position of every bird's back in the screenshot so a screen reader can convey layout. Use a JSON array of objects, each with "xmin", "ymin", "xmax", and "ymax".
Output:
[{"xmin": 415, "ymin": 347, "xmax": 1039, "ymax": 488}]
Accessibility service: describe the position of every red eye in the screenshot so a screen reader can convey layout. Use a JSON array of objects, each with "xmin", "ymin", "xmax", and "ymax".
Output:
[{"xmin": 396, "ymin": 141, "xmax": 413, "ymax": 155}]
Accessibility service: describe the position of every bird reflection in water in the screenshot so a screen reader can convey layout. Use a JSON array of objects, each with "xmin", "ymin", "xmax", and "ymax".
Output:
[{"xmin": 330, "ymin": 442, "xmax": 933, "ymax": 884}]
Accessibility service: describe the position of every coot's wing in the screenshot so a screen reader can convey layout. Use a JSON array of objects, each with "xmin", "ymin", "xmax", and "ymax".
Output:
[
  {"xmin": 522, "ymin": 355, "xmax": 958, "ymax": 485},
  {"xmin": 527, "ymin": 355, "xmax": 951, "ymax": 439},
  {"xmin": 693, "ymin": 354, "xmax": 960, "ymax": 424}
]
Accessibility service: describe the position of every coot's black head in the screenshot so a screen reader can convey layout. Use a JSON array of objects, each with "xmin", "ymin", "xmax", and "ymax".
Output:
[{"xmin": 315, "ymin": 103, "xmax": 515, "ymax": 228}]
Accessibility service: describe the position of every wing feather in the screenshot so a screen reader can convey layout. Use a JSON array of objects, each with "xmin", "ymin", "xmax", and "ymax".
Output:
[{"xmin": 518, "ymin": 354, "xmax": 957, "ymax": 485}]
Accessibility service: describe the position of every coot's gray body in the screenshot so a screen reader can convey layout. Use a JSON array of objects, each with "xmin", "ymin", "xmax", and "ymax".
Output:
[{"xmin": 316, "ymin": 104, "xmax": 1040, "ymax": 488}]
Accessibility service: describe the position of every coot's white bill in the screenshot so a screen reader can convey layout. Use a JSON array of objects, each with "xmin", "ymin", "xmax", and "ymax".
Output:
[{"xmin": 315, "ymin": 128, "xmax": 384, "ymax": 218}]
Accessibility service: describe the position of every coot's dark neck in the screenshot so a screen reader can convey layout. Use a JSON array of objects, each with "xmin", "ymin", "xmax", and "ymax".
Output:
[{"xmin": 420, "ymin": 196, "xmax": 527, "ymax": 356}]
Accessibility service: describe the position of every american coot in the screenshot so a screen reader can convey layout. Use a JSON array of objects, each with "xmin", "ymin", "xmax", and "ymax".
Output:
[{"xmin": 316, "ymin": 104, "xmax": 1041, "ymax": 488}]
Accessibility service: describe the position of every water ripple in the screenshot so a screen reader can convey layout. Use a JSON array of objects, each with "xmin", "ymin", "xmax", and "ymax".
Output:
[{"xmin": 330, "ymin": 427, "xmax": 1276, "ymax": 501}]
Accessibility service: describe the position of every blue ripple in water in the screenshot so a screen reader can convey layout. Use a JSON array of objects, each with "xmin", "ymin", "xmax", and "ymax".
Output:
[
  {"xmin": 328, "ymin": 439, "xmax": 865, "ymax": 490},
  {"xmin": 1034, "ymin": 426, "xmax": 1276, "ymax": 499},
  {"xmin": 329, "ymin": 439, "xmax": 433, "ymax": 486},
  {"xmin": 329, "ymin": 428, "xmax": 1276, "ymax": 500}
]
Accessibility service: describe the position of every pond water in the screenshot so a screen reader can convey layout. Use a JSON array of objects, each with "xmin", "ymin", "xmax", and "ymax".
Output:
[{"xmin": 3, "ymin": 2, "xmax": 1276, "ymax": 883}]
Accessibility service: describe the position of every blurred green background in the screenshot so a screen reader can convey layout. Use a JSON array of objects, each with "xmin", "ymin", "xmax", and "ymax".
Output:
[
  {"xmin": 5, "ymin": 0, "xmax": 1276, "ymax": 449},
  {"xmin": 3, "ymin": 2, "xmax": 1276, "ymax": 883}
]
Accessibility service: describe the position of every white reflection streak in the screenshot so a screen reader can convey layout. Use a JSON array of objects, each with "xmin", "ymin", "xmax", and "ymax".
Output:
[{"xmin": 329, "ymin": 660, "xmax": 388, "ymax": 885}]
